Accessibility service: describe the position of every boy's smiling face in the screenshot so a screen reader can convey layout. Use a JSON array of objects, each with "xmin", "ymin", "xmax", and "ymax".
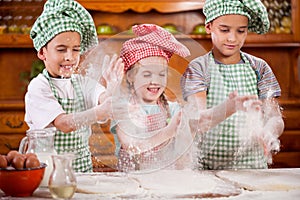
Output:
[
  {"xmin": 128, "ymin": 56, "xmax": 168, "ymax": 104},
  {"xmin": 205, "ymin": 14, "xmax": 248, "ymax": 64},
  {"xmin": 38, "ymin": 31, "xmax": 81, "ymax": 78}
]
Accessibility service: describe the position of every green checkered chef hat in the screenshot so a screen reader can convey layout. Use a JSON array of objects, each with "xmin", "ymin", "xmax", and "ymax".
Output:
[
  {"xmin": 30, "ymin": 0, "xmax": 98, "ymax": 53},
  {"xmin": 203, "ymin": 0, "xmax": 270, "ymax": 34}
]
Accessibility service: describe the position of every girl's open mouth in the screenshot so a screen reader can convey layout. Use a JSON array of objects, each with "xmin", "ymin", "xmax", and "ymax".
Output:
[{"xmin": 147, "ymin": 87, "xmax": 160, "ymax": 94}]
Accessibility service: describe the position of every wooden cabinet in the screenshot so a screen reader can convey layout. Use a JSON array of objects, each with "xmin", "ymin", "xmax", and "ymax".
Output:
[
  {"xmin": 0, "ymin": 101, "xmax": 28, "ymax": 154},
  {"xmin": 0, "ymin": 0, "xmax": 300, "ymax": 170},
  {"xmin": 0, "ymin": 102, "xmax": 28, "ymax": 154},
  {"xmin": 89, "ymin": 122, "xmax": 118, "ymax": 172}
]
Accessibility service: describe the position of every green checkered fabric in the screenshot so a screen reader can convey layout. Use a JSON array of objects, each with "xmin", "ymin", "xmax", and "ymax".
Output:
[
  {"xmin": 197, "ymin": 53, "xmax": 267, "ymax": 169},
  {"xmin": 30, "ymin": 0, "xmax": 98, "ymax": 53},
  {"xmin": 203, "ymin": 0, "xmax": 270, "ymax": 34},
  {"xmin": 43, "ymin": 69, "xmax": 93, "ymax": 172}
]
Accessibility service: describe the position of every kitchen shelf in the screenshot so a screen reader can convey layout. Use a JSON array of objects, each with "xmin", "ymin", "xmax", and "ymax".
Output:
[
  {"xmin": 77, "ymin": 0, "xmax": 205, "ymax": 13},
  {"xmin": 1, "ymin": 33, "xmax": 299, "ymax": 48},
  {"xmin": 1, "ymin": 0, "xmax": 298, "ymax": 48},
  {"xmin": 0, "ymin": 34, "xmax": 32, "ymax": 48}
]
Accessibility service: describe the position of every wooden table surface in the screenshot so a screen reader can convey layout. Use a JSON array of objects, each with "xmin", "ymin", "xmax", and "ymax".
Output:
[{"xmin": 1, "ymin": 168, "xmax": 300, "ymax": 200}]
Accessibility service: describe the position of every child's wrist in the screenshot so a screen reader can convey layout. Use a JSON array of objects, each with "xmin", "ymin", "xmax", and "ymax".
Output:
[
  {"xmin": 95, "ymin": 104, "xmax": 112, "ymax": 124},
  {"xmin": 224, "ymin": 99, "xmax": 235, "ymax": 116}
]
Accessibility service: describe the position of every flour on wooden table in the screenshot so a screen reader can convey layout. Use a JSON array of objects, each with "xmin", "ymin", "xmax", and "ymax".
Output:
[
  {"xmin": 76, "ymin": 174, "xmax": 140, "ymax": 194},
  {"xmin": 132, "ymin": 169, "xmax": 218, "ymax": 195},
  {"xmin": 216, "ymin": 169, "xmax": 300, "ymax": 191}
]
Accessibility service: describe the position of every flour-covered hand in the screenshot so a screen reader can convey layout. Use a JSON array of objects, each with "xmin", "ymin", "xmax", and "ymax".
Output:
[
  {"xmin": 101, "ymin": 54, "xmax": 124, "ymax": 98},
  {"xmin": 227, "ymin": 91, "xmax": 262, "ymax": 113}
]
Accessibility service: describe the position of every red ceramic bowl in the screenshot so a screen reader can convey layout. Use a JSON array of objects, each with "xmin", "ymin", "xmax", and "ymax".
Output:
[{"xmin": 0, "ymin": 163, "xmax": 46, "ymax": 197}]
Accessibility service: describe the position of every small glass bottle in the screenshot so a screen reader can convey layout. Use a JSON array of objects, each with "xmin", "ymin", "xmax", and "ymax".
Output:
[{"xmin": 48, "ymin": 154, "xmax": 77, "ymax": 200}]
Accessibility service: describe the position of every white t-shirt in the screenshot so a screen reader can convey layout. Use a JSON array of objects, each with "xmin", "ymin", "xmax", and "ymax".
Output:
[{"xmin": 25, "ymin": 73, "xmax": 105, "ymax": 130}]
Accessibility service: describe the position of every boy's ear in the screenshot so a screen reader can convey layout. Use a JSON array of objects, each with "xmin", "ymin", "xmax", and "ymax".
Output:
[
  {"xmin": 37, "ymin": 48, "xmax": 46, "ymax": 60},
  {"xmin": 205, "ymin": 23, "xmax": 212, "ymax": 34}
]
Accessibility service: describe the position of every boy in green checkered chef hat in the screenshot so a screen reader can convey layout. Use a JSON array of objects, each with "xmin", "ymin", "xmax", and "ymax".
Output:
[
  {"xmin": 181, "ymin": 0, "xmax": 284, "ymax": 170},
  {"xmin": 30, "ymin": 0, "xmax": 98, "ymax": 53},
  {"xmin": 203, "ymin": 0, "xmax": 270, "ymax": 34},
  {"xmin": 24, "ymin": 0, "xmax": 124, "ymax": 173}
]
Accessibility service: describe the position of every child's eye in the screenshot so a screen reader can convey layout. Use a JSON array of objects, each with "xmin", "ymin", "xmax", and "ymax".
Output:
[
  {"xmin": 57, "ymin": 48, "xmax": 66, "ymax": 52},
  {"xmin": 238, "ymin": 29, "xmax": 246, "ymax": 33},
  {"xmin": 220, "ymin": 28, "xmax": 229, "ymax": 33},
  {"xmin": 73, "ymin": 48, "xmax": 81, "ymax": 52},
  {"xmin": 143, "ymin": 72, "xmax": 151, "ymax": 77},
  {"xmin": 159, "ymin": 72, "xmax": 166, "ymax": 77}
]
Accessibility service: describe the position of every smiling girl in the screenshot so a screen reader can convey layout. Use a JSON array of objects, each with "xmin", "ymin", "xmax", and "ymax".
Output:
[{"xmin": 110, "ymin": 24, "xmax": 190, "ymax": 171}]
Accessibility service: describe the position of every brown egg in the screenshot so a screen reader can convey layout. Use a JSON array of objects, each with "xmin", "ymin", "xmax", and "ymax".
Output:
[
  {"xmin": 0, "ymin": 155, "xmax": 8, "ymax": 168},
  {"xmin": 25, "ymin": 156, "xmax": 40, "ymax": 169},
  {"xmin": 6, "ymin": 150, "xmax": 19, "ymax": 164},
  {"xmin": 25, "ymin": 153, "xmax": 37, "ymax": 159},
  {"xmin": 12, "ymin": 155, "xmax": 26, "ymax": 169}
]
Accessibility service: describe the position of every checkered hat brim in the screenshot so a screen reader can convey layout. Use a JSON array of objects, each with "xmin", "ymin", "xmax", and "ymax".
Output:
[
  {"xmin": 203, "ymin": 0, "xmax": 270, "ymax": 34},
  {"xmin": 30, "ymin": 0, "xmax": 98, "ymax": 53},
  {"xmin": 120, "ymin": 24, "xmax": 190, "ymax": 72}
]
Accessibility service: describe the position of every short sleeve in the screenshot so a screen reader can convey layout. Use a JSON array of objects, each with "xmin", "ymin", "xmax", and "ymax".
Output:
[
  {"xmin": 181, "ymin": 54, "xmax": 210, "ymax": 100},
  {"xmin": 24, "ymin": 74, "xmax": 65, "ymax": 130},
  {"xmin": 247, "ymin": 54, "xmax": 281, "ymax": 99}
]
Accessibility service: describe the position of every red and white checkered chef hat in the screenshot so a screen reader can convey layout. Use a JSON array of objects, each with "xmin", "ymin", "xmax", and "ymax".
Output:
[{"xmin": 120, "ymin": 24, "xmax": 190, "ymax": 72}]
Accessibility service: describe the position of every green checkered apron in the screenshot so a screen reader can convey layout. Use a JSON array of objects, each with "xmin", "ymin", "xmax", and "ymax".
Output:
[
  {"xmin": 198, "ymin": 53, "xmax": 267, "ymax": 169},
  {"xmin": 43, "ymin": 69, "xmax": 93, "ymax": 172}
]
